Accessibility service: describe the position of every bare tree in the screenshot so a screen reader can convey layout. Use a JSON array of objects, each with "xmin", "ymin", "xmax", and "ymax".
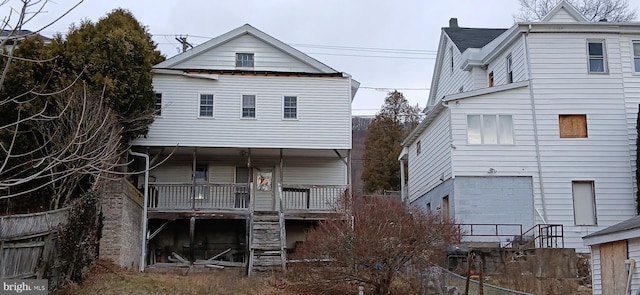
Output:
[
  {"xmin": 515, "ymin": 0, "xmax": 637, "ymax": 22},
  {"xmin": 288, "ymin": 195, "xmax": 461, "ymax": 295}
]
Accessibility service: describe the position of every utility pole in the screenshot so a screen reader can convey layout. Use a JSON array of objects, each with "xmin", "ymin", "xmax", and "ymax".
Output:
[{"xmin": 175, "ymin": 35, "xmax": 193, "ymax": 53}]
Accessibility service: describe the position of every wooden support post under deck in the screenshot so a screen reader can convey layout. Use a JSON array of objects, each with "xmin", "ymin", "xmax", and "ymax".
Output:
[
  {"xmin": 347, "ymin": 149, "xmax": 352, "ymax": 196},
  {"xmin": 189, "ymin": 216, "xmax": 195, "ymax": 264},
  {"xmin": 192, "ymin": 148, "xmax": 197, "ymax": 211}
]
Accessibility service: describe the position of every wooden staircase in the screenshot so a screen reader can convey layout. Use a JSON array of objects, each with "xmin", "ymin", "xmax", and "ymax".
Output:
[{"xmin": 248, "ymin": 211, "xmax": 286, "ymax": 277}]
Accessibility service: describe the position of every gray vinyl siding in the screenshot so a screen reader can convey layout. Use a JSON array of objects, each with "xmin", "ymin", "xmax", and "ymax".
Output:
[
  {"xmin": 407, "ymin": 109, "xmax": 452, "ymax": 203},
  {"xmin": 176, "ymin": 34, "xmax": 321, "ymax": 73},
  {"xmin": 454, "ymin": 176, "xmax": 534, "ymax": 242},
  {"xmin": 150, "ymin": 161, "xmax": 191, "ymax": 183},
  {"xmin": 527, "ymin": 32, "xmax": 635, "ymax": 250},
  {"xmin": 136, "ymin": 74, "xmax": 352, "ymax": 149},
  {"xmin": 282, "ymin": 157, "xmax": 346, "ymax": 185}
]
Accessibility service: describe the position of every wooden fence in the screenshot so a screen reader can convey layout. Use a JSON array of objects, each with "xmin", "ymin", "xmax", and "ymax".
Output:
[{"xmin": 0, "ymin": 206, "xmax": 71, "ymax": 279}]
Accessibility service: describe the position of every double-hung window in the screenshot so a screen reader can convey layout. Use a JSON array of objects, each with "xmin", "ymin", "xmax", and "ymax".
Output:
[
  {"xmin": 242, "ymin": 95, "xmax": 256, "ymax": 118},
  {"xmin": 506, "ymin": 54, "xmax": 513, "ymax": 83},
  {"xmin": 633, "ymin": 40, "xmax": 640, "ymax": 73},
  {"xmin": 283, "ymin": 96, "xmax": 297, "ymax": 119},
  {"xmin": 154, "ymin": 93, "xmax": 162, "ymax": 116},
  {"xmin": 236, "ymin": 53, "xmax": 254, "ymax": 68},
  {"xmin": 199, "ymin": 94, "xmax": 214, "ymax": 117},
  {"xmin": 467, "ymin": 114, "xmax": 514, "ymax": 144},
  {"xmin": 587, "ymin": 40, "xmax": 607, "ymax": 73}
]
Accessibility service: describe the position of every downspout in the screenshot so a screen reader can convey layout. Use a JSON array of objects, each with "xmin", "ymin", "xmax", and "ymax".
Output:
[
  {"xmin": 441, "ymin": 100, "xmax": 453, "ymax": 179},
  {"xmin": 524, "ymin": 25, "xmax": 548, "ymax": 223},
  {"xmin": 129, "ymin": 150, "xmax": 149, "ymax": 272}
]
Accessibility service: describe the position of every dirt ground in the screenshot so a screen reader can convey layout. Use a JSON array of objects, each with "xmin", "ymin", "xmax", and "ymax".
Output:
[{"xmin": 53, "ymin": 260, "xmax": 296, "ymax": 295}]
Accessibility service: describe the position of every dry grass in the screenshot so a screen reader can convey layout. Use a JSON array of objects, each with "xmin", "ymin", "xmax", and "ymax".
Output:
[{"xmin": 53, "ymin": 260, "xmax": 296, "ymax": 295}]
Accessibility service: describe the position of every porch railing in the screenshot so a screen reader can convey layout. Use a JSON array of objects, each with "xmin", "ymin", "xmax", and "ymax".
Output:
[
  {"xmin": 282, "ymin": 184, "xmax": 346, "ymax": 211},
  {"xmin": 147, "ymin": 183, "xmax": 346, "ymax": 212},
  {"xmin": 148, "ymin": 183, "xmax": 249, "ymax": 211}
]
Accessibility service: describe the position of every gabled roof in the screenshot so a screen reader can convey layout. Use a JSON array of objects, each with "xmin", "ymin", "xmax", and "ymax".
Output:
[
  {"xmin": 0, "ymin": 29, "xmax": 51, "ymax": 42},
  {"xmin": 583, "ymin": 215, "xmax": 640, "ymax": 246},
  {"xmin": 540, "ymin": 0, "xmax": 589, "ymax": 22},
  {"xmin": 155, "ymin": 24, "xmax": 338, "ymax": 74},
  {"xmin": 443, "ymin": 28, "xmax": 508, "ymax": 53}
]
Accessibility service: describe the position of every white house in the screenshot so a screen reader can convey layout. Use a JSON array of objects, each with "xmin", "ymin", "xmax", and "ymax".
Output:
[
  {"xmin": 131, "ymin": 24, "xmax": 358, "ymax": 275},
  {"xmin": 583, "ymin": 216, "xmax": 640, "ymax": 295},
  {"xmin": 400, "ymin": 1, "xmax": 640, "ymax": 251}
]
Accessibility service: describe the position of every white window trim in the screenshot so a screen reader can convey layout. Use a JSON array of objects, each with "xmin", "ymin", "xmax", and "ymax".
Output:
[
  {"xmin": 282, "ymin": 95, "xmax": 299, "ymax": 120},
  {"xmin": 506, "ymin": 54, "xmax": 513, "ymax": 83},
  {"xmin": 586, "ymin": 39, "xmax": 608, "ymax": 74},
  {"xmin": 632, "ymin": 40, "xmax": 640, "ymax": 74},
  {"xmin": 240, "ymin": 94, "xmax": 257, "ymax": 119},
  {"xmin": 236, "ymin": 52, "xmax": 254, "ymax": 68},
  {"xmin": 466, "ymin": 114, "xmax": 515, "ymax": 145},
  {"xmin": 198, "ymin": 93, "xmax": 215, "ymax": 118}
]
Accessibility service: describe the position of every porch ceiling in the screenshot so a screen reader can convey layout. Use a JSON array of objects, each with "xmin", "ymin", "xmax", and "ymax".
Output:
[{"xmin": 139, "ymin": 147, "xmax": 349, "ymax": 159}]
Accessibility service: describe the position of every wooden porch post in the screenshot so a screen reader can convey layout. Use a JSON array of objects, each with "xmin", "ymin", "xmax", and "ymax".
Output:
[
  {"xmin": 279, "ymin": 148, "xmax": 284, "ymax": 212},
  {"xmin": 192, "ymin": 148, "xmax": 197, "ymax": 211},
  {"xmin": 247, "ymin": 148, "xmax": 252, "ymax": 212},
  {"xmin": 189, "ymin": 216, "xmax": 195, "ymax": 264},
  {"xmin": 347, "ymin": 149, "xmax": 352, "ymax": 196}
]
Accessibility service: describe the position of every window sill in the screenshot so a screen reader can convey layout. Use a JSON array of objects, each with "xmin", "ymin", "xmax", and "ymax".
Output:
[
  {"xmin": 241, "ymin": 117, "xmax": 257, "ymax": 120},
  {"xmin": 282, "ymin": 118, "xmax": 299, "ymax": 121},
  {"xmin": 197, "ymin": 116, "xmax": 215, "ymax": 119}
]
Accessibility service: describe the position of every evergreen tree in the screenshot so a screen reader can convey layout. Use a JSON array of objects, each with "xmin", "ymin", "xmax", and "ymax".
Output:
[{"xmin": 362, "ymin": 91, "xmax": 420, "ymax": 194}]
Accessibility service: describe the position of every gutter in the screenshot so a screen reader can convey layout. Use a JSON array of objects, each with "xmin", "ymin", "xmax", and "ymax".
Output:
[{"xmin": 129, "ymin": 150, "xmax": 149, "ymax": 272}]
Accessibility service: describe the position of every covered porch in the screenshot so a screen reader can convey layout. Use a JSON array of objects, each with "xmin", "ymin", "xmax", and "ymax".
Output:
[{"xmin": 136, "ymin": 147, "xmax": 351, "ymax": 214}]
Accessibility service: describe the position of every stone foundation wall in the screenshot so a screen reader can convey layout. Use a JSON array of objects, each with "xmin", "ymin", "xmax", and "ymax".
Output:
[{"xmin": 99, "ymin": 179, "xmax": 143, "ymax": 270}]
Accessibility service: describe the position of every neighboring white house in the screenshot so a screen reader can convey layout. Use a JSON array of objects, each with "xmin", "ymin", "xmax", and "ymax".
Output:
[
  {"xmin": 400, "ymin": 1, "xmax": 640, "ymax": 251},
  {"xmin": 583, "ymin": 216, "xmax": 640, "ymax": 295},
  {"xmin": 131, "ymin": 24, "xmax": 358, "ymax": 275}
]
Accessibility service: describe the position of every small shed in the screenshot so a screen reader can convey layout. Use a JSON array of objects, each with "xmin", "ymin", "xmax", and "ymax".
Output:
[{"xmin": 583, "ymin": 216, "xmax": 640, "ymax": 295}]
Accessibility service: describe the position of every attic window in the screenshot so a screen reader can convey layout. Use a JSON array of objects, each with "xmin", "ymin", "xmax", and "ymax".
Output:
[
  {"xmin": 506, "ymin": 54, "xmax": 513, "ymax": 83},
  {"xmin": 236, "ymin": 53, "xmax": 254, "ymax": 68}
]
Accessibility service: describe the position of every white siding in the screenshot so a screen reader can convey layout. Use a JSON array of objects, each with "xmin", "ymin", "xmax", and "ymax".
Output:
[
  {"xmin": 282, "ymin": 157, "xmax": 346, "ymax": 185},
  {"xmin": 629, "ymin": 238, "xmax": 640, "ymax": 295},
  {"xmin": 486, "ymin": 36, "xmax": 527, "ymax": 86},
  {"xmin": 591, "ymin": 245, "xmax": 602, "ymax": 295},
  {"xmin": 621, "ymin": 35, "xmax": 640, "ymax": 203},
  {"xmin": 148, "ymin": 156, "xmax": 345, "ymax": 185},
  {"xmin": 407, "ymin": 109, "xmax": 452, "ymax": 202},
  {"xmin": 471, "ymin": 67, "xmax": 487, "ymax": 89},
  {"xmin": 176, "ymin": 34, "xmax": 321, "ymax": 73},
  {"xmin": 545, "ymin": 8, "xmax": 581, "ymax": 22},
  {"xmin": 135, "ymin": 74, "xmax": 352, "ymax": 149},
  {"xmin": 434, "ymin": 37, "xmax": 474, "ymax": 100},
  {"xmin": 528, "ymin": 32, "xmax": 635, "ymax": 250}
]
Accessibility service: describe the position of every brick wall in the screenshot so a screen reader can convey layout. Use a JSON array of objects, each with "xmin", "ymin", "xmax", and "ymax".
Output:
[{"xmin": 99, "ymin": 179, "xmax": 142, "ymax": 270}]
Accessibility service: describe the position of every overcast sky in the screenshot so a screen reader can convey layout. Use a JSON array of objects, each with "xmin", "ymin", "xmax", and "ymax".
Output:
[{"xmin": 5, "ymin": 0, "xmax": 640, "ymax": 115}]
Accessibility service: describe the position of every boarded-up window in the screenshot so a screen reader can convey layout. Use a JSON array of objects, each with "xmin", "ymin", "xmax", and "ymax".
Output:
[
  {"xmin": 559, "ymin": 114, "xmax": 588, "ymax": 138},
  {"xmin": 572, "ymin": 181, "xmax": 596, "ymax": 225}
]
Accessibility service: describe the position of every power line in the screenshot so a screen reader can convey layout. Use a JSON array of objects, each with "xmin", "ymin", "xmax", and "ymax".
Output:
[
  {"xmin": 305, "ymin": 52, "xmax": 435, "ymax": 60},
  {"xmin": 359, "ymin": 86, "xmax": 430, "ymax": 91}
]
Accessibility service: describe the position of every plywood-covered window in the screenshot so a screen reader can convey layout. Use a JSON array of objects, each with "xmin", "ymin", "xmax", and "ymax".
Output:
[
  {"xmin": 559, "ymin": 114, "xmax": 587, "ymax": 138},
  {"xmin": 572, "ymin": 181, "xmax": 596, "ymax": 225}
]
